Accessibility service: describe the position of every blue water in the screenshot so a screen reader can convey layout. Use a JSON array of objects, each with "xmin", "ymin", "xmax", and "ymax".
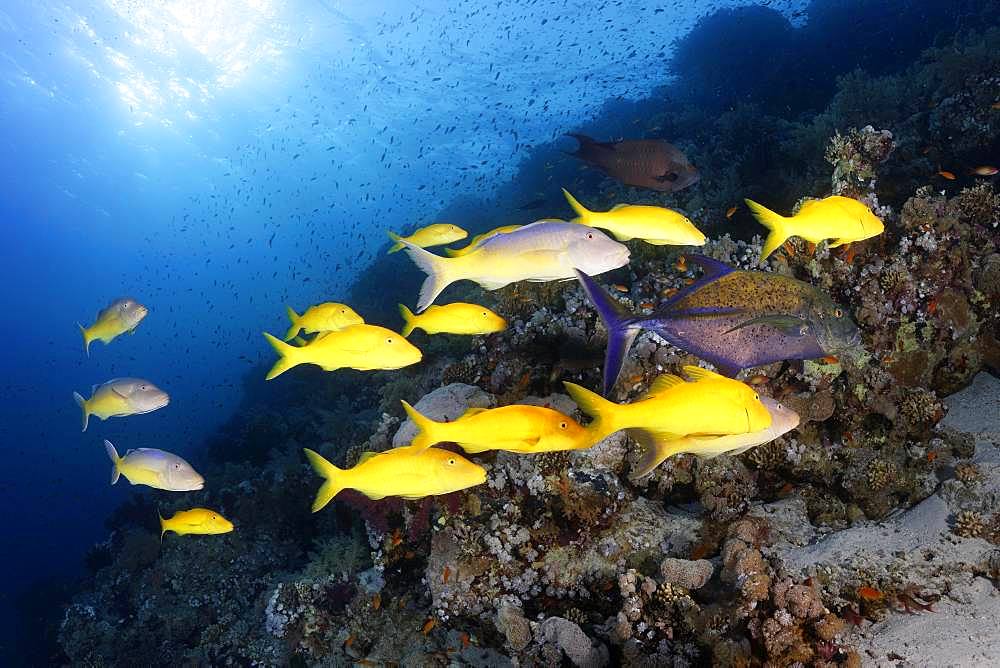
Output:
[{"xmin": 0, "ymin": 0, "xmax": 991, "ymax": 660}]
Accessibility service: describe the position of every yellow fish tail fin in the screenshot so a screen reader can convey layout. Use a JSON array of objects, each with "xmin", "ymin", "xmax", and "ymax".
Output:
[
  {"xmin": 303, "ymin": 448, "xmax": 346, "ymax": 512},
  {"xmin": 78, "ymin": 323, "xmax": 92, "ymax": 357},
  {"xmin": 562, "ymin": 381, "xmax": 619, "ymax": 438},
  {"xmin": 398, "ymin": 304, "xmax": 417, "ymax": 337},
  {"xmin": 104, "ymin": 439, "xmax": 122, "ymax": 485},
  {"xmin": 283, "ymin": 306, "xmax": 302, "ymax": 341},
  {"xmin": 73, "ymin": 392, "xmax": 90, "ymax": 432},
  {"xmin": 400, "ymin": 400, "xmax": 440, "ymax": 450},
  {"xmin": 561, "ymin": 188, "xmax": 591, "ymax": 224},
  {"xmin": 263, "ymin": 332, "xmax": 301, "ymax": 380},
  {"xmin": 387, "ymin": 230, "xmax": 404, "ymax": 254},
  {"xmin": 744, "ymin": 198, "xmax": 789, "ymax": 264},
  {"xmin": 629, "ymin": 431, "xmax": 692, "ymax": 478},
  {"xmin": 400, "ymin": 242, "xmax": 455, "ymax": 312}
]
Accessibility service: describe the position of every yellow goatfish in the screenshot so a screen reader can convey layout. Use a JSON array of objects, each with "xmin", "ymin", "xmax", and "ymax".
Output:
[
  {"xmin": 563, "ymin": 366, "xmax": 772, "ymax": 477},
  {"xmin": 444, "ymin": 225, "xmax": 522, "ymax": 257},
  {"xmin": 159, "ymin": 508, "xmax": 233, "ymax": 539},
  {"xmin": 398, "ymin": 303, "xmax": 506, "ymax": 337},
  {"xmin": 73, "ymin": 378, "xmax": 170, "ymax": 432},
  {"xmin": 745, "ymin": 195, "xmax": 884, "ymax": 264},
  {"xmin": 401, "ymin": 401, "xmax": 592, "ymax": 454},
  {"xmin": 104, "ymin": 440, "xmax": 204, "ymax": 491},
  {"xmin": 263, "ymin": 324, "xmax": 421, "ymax": 380},
  {"xmin": 284, "ymin": 302, "xmax": 364, "ymax": 341},
  {"xmin": 303, "ymin": 446, "xmax": 487, "ymax": 511},
  {"xmin": 626, "ymin": 397, "xmax": 799, "ymax": 477},
  {"xmin": 387, "ymin": 223, "xmax": 467, "ymax": 254},
  {"xmin": 562, "ymin": 189, "xmax": 706, "ymax": 246},
  {"xmin": 401, "ymin": 220, "xmax": 630, "ymax": 311},
  {"xmin": 78, "ymin": 297, "xmax": 148, "ymax": 356}
]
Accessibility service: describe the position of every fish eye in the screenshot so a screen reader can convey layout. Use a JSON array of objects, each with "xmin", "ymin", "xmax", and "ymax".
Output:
[
  {"xmin": 140, "ymin": 385, "xmax": 147, "ymax": 391},
  {"xmin": 559, "ymin": 421, "xmax": 567, "ymax": 429},
  {"xmin": 586, "ymin": 233, "xmax": 594, "ymax": 239},
  {"xmin": 834, "ymin": 308, "xmax": 843, "ymax": 318},
  {"xmin": 481, "ymin": 312, "xmax": 487, "ymax": 318},
  {"xmin": 211, "ymin": 515, "xmax": 217, "ymax": 520},
  {"xmin": 754, "ymin": 394, "xmax": 760, "ymax": 401},
  {"xmin": 386, "ymin": 337, "xmax": 393, "ymax": 344},
  {"xmin": 447, "ymin": 458, "xmax": 456, "ymax": 465}
]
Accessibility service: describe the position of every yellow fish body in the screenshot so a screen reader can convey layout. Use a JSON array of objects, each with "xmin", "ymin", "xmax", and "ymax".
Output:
[
  {"xmin": 745, "ymin": 195, "xmax": 885, "ymax": 263},
  {"xmin": 563, "ymin": 366, "xmax": 772, "ymax": 477},
  {"xmin": 159, "ymin": 508, "xmax": 233, "ymax": 539},
  {"xmin": 562, "ymin": 189, "xmax": 706, "ymax": 246},
  {"xmin": 401, "ymin": 220, "xmax": 630, "ymax": 311},
  {"xmin": 105, "ymin": 440, "xmax": 204, "ymax": 491},
  {"xmin": 303, "ymin": 446, "xmax": 487, "ymax": 511},
  {"xmin": 626, "ymin": 397, "xmax": 799, "ymax": 477},
  {"xmin": 398, "ymin": 303, "xmax": 507, "ymax": 336},
  {"xmin": 401, "ymin": 401, "xmax": 592, "ymax": 454},
  {"xmin": 263, "ymin": 324, "xmax": 421, "ymax": 380},
  {"xmin": 284, "ymin": 302, "xmax": 364, "ymax": 341},
  {"xmin": 78, "ymin": 297, "xmax": 148, "ymax": 356},
  {"xmin": 444, "ymin": 225, "xmax": 523, "ymax": 257},
  {"xmin": 387, "ymin": 223, "xmax": 467, "ymax": 254},
  {"xmin": 73, "ymin": 378, "xmax": 170, "ymax": 432}
]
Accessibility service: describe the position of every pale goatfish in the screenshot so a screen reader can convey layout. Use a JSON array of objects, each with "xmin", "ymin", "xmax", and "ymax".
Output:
[
  {"xmin": 284, "ymin": 302, "xmax": 364, "ymax": 341},
  {"xmin": 562, "ymin": 189, "xmax": 706, "ymax": 246},
  {"xmin": 401, "ymin": 219, "xmax": 630, "ymax": 311},
  {"xmin": 625, "ymin": 397, "xmax": 799, "ymax": 477},
  {"xmin": 387, "ymin": 223, "xmax": 467, "ymax": 253},
  {"xmin": 401, "ymin": 401, "xmax": 592, "ymax": 454},
  {"xmin": 563, "ymin": 366, "xmax": 773, "ymax": 477},
  {"xmin": 398, "ymin": 303, "xmax": 506, "ymax": 336},
  {"xmin": 73, "ymin": 378, "xmax": 170, "ymax": 432},
  {"xmin": 576, "ymin": 255, "xmax": 861, "ymax": 393},
  {"xmin": 159, "ymin": 508, "xmax": 233, "ymax": 539},
  {"xmin": 78, "ymin": 297, "xmax": 148, "ymax": 356},
  {"xmin": 263, "ymin": 324, "xmax": 421, "ymax": 380},
  {"xmin": 104, "ymin": 439, "xmax": 204, "ymax": 491},
  {"xmin": 745, "ymin": 195, "xmax": 884, "ymax": 264},
  {"xmin": 444, "ymin": 224, "xmax": 523, "ymax": 257},
  {"xmin": 303, "ymin": 446, "xmax": 486, "ymax": 511}
]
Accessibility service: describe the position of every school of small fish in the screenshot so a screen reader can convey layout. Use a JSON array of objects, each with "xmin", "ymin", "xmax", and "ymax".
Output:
[{"xmin": 74, "ymin": 137, "xmax": 892, "ymax": 539}]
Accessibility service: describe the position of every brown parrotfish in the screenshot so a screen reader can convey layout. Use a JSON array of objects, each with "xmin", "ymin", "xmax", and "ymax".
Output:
[
  {"xmin": 575, "ymin": 255, "xmax": 861, "ymax": 395},
  {"xmin": 566, "ymin": 134, "xmax": 700, "ymax": 192}
]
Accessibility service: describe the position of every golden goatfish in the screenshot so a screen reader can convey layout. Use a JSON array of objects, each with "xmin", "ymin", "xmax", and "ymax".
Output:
[
  {"xmin": 303, "ymin": 446, "xmax": 487, "ymax": 511},
  {"xmin": 73, "ymin": 378, "xmax": 170, "ymax": 432},
  {"xmin": 78, "ymin": 297, "xmax": 148, "ymax": 356},
  {"xmin": 159, "ymin": 508, "xmax": 233, "ymax": 539},
  {"xmin": 401, "ymin": 219, "xmax": 630, "ymax": 311},
  {"xmin": 745, "ymin": 195, "xmax": 884, "ymax": 264},
  {"xmin": 401, "ymin": 401, "xmax": 591, "ymax": 454},
  {"xmin": 562, "ymin": 189, "xmax": 706, "ymax": 246},
  {"xmin": 387, "ymin": 223, "xmax": 467, "ymax": 253},
  {"xmin": 105, "ymin": 440, "xmax": 204, "ymax": 491},
  {"xmin": 398, "ymin": 303, "xmax": 506, "ymax": 336},
  {"xmin": 444, "ymin": 225, "xmax": 522, "ymax": 257},
  {"xmin": 563, "ymin": 366, "xmax": 772, "ymax": 477},
  {"xmin": 263, "ymin": 325, "xmax": 421, "ymax": 380},
  {"xmin": 626, "ymin": 397, "xmax": 799, "ymax": 477},
  {"xmin": 284, "ymin": 302, "xmax": 364, "ymax": 341}
]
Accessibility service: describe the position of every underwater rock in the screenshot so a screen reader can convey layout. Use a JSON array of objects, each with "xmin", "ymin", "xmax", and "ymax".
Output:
[
  {"xmin": 537, "ymin": 616, "xmax": 609, "ymax": 667},
  {"xmin": 658, "ymin": 557, "xmax": 713, "ymax": 591}
]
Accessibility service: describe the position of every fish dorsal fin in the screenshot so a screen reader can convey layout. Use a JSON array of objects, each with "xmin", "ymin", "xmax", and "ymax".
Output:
[
  {"xmin": 356, "ymin": 451, "xmax": 381, "ymax": 465},
  {"xmin": 643, "ymin": 374, "xmax": 685, "ymax": 398},
  {"xmin": 682, "ymin": 366, "xmax": 725, "ymax": 383},
  {"xmin": 795, "ymin": 198, "xmax": 822, "ymax": 214},
  {"xmin": 610, "ymin": 203, "xmax": 629, "ymax": 211},
  {"xmin": 459, "ymin": 407, "xmax": 488, "ymax": 418},
  {"xmin": 685, "ymin": 254, "xmax": 735, "ymax": 281}
]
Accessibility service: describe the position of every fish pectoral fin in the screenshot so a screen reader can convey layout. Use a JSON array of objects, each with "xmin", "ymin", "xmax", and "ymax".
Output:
[
  {"xmin": 111, "ymin": 387, "xmax": 129, "ymax": 399},
  {"xmin": 629, "ymin": 430, "xmax": 693, "ymax": 478},
  {"xmin": 725, "ymin": 314, "xmax": 810, "ymax": 337}
]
